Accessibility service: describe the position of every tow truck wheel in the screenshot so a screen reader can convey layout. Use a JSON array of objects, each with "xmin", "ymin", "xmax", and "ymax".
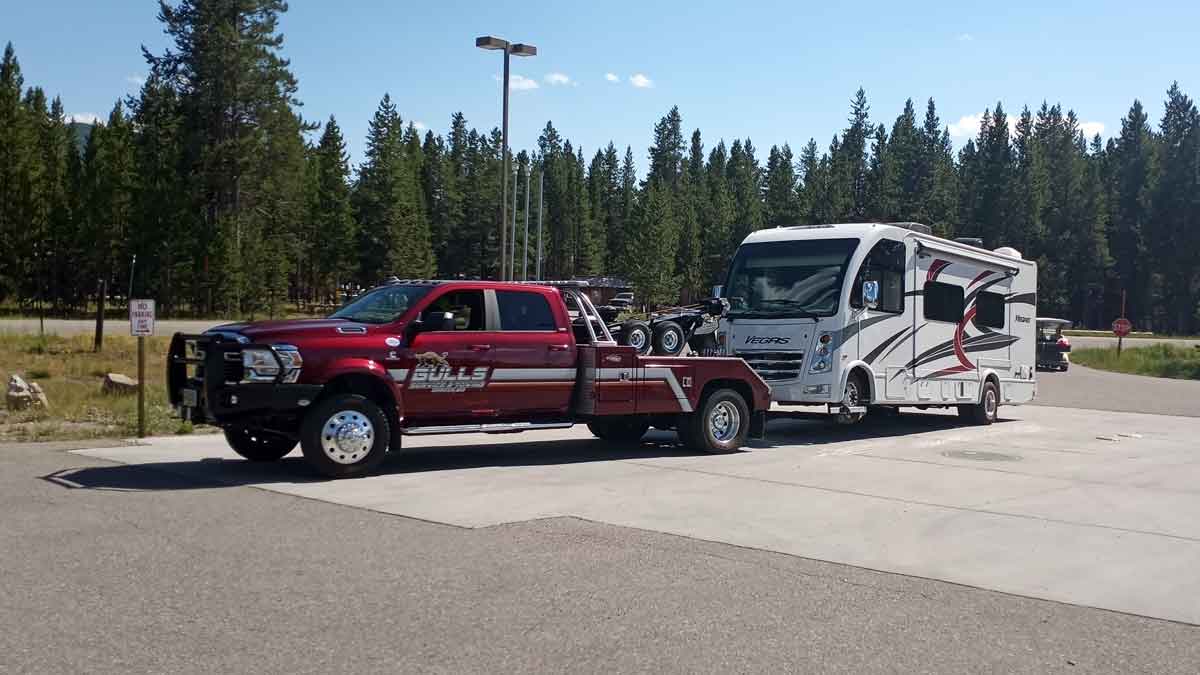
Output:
[
  {"xmin": 224, "ymin": 426, "xmax": 296, "ymax": 461},
  {"xmin": 959, "ymin": 380, "xmax": 999, "ymax": 426},
  {"xmin": 301, "ymin": 394, "xmax": 390, "ymax": 479},
  {"xmin": 652, "ymin": 320, "xmax": 686, "ymax": 356},
  {"xmin": 682, "ymin": 388, "xmax": 749, "ymax": 454},
  {"xmin": 587, "ymin": 418, "xmax": 650, "ymax": 443}
]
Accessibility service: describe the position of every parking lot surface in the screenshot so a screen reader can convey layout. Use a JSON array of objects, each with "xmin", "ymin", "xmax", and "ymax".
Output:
[{"xmin": 72, "ymin": 404, "xmax": 1200, "ymax": 626}]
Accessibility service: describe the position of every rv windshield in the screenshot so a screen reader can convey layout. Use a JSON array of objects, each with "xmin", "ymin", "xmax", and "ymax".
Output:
[{"xmin": 724, "ymin": 238, "xmax": 859, "ymax": 318}]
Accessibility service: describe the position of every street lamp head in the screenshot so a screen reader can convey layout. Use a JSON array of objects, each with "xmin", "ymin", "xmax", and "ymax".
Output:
[
  {"xmin": 475, "ymin": 35, "xmax": 509, "ymax": 50},
  {"xmin": 510, "ymin": 43, "xmax": 537, "ymax": 57}
]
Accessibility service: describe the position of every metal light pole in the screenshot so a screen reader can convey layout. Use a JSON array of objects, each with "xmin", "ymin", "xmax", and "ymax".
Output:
[
  {"xmin": 522, "ymin": 169, "xmax": 531, "ymax": 280},
  {"xmin": 476, "ymin": 36, "xmax": 537, "ymax": 280},
  {"xmin": 510, "ymin": 168, "xmax": 519, "ymax": 280},
  {"xmin": 536, "ymin": 170, "xmax": 544, "ymax": 280}
]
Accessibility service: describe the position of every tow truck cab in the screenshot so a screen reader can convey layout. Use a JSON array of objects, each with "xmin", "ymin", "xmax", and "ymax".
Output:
[{"xmin": 168, "ymin": 281, "xmax": 771, "ymax": 478}]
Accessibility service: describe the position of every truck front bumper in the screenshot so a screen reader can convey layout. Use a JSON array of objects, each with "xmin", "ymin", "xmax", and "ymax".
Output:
[{"xmin": 168, "ymin": 333, "xmax": 321, "ymax": 427}]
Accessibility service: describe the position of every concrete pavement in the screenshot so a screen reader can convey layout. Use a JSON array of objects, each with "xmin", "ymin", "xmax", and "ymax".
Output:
[
  {"xmin": 4, "ymin": 438, "xmax": 1200, "ymax": 673},
  {"xmin": 72, "ymin": 403, "xmax": 1200, "ymax": 625}
]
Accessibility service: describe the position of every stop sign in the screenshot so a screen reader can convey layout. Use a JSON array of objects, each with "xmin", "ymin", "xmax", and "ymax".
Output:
[{"xmin": 1112, "ymin": 317, "xmax": 1132, "ymax": 337}]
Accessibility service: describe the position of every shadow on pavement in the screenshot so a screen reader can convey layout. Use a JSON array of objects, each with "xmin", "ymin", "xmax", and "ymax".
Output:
[{"xmin": 42, "ymin": 410, "xmax": 1003, "ymax": 492}]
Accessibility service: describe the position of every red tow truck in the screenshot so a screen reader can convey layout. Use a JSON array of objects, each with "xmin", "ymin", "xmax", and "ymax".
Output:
[{"xmin": 168, "ymin": 281, "xmax": 771, "ymax": 478}]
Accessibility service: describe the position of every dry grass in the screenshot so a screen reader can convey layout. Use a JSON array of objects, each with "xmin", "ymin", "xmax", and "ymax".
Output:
[{"xmin": 0, "ymin": 334, "xmax": 206, "ymax": 441}]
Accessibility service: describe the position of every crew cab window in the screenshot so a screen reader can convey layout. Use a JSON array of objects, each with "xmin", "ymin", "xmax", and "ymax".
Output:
[
  {"xmin": 424, "ymin": 289, "xmax": 485, "ymax": 331},
  {"xmin": 497, "ymin": 291, "xmax": 558, "ymax": 331},
  {"xmin": 976, "ymin": 291, "xmax": 1006, "ymax": 329},
  {"xmin": 924, "ymin": 281, "xmax": 964, "ymax": 323},
  {"xmin": 850, "ymin": 239, "xmax": 905, "ymax": 313}
]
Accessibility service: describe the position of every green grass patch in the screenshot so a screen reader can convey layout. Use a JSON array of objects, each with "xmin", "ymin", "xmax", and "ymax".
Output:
[
  {"xmin": 1071, "ymin": 344, "xmax": 1200, "ymax": 380},
  {"xmin": 0, "ymin": 333, "xmax": 212, "ymax": 441}
]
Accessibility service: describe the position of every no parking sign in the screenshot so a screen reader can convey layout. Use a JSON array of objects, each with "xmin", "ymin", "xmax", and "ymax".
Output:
[{"xmin": 130, "ymin": 299, "xmax": 155, "ymax": 337}]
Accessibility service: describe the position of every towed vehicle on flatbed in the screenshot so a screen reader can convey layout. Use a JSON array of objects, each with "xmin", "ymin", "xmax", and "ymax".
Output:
[{"xmin": 168, "ymin": 281, "xmax": 771, "ymax": 478}]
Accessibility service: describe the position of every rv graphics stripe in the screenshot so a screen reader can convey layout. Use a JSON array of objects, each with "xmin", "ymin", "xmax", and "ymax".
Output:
[
  {"xmin": 863, "ymin": 325, "xmax": 911, "ymax": 365},
  {"xmin": 927, "ymin": 259, "xmax": 952, "ymax": 282},
  {"xmin": 838, "ymin": 312, "xmax": 903, "ymax": 344},
  {"xmin": 1006, "ymin": 292, "xmax": 1036, "ymax": 306}
]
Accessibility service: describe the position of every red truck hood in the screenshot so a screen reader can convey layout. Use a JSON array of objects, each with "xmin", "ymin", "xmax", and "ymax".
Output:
[{"xmin": 211, "ymin": 318, "xmax": 371, "ymax": 342}]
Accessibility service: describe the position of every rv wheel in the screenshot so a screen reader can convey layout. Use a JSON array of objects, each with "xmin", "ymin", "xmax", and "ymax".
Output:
[
  {"xmin": 837, "ymin": 372, "xmax": 868, "ymax": 425},
  {"xmin": 959, "ymin": 380, "xmax": 999, "ymax": 425}
]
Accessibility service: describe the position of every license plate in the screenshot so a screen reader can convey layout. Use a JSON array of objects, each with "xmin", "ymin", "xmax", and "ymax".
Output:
[{"xmin": 181, "ymin": 388, "xmax": 198, "ymax": 407}]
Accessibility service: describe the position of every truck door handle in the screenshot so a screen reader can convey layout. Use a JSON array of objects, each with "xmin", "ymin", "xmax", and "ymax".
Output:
[
  {"xmin": 548, "ymin": 344, "xmax": 570, "ymax": 352},
  {"xmin": 469, "ymin": 344, "xmax": 492, "ymax": 352}
]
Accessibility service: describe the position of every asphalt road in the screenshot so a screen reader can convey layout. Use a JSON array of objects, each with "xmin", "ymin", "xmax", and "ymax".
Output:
[
  {"xmin": 4, "ymin": 438, "xmax": 1199, "ymax": 674},
  {"xmin": 0, "ymin": 318, "xmax": 224, "ymax": 336},
  {"xmin": 1034, "ymin": 363, "xmax": 1200, "ymax": 417}
]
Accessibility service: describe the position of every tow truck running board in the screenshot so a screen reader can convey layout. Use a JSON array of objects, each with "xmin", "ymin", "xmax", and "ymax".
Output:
[
  {"xmin": 402, "ymin": 422, "xmax": 575, "ymax": 436},
  {"xmin": 828, "ymin": 405, "xmax": 868, "ymax": 415}
]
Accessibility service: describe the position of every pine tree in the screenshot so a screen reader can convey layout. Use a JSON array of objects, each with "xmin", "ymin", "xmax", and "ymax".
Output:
[
  {"xmin": 146, "ymin": 0, "xmax": 306, "ymax": 314},
  {"xmin": 647, "ymin": 106, "xmax": 685, "ymax": 189},
  {"xmin": 313, "ymin": 116, "xmax": 356, "ymax": 301},
  {"xmin": 0, "ymin": 43, "xmax": 35, "ymax": 304},
  {"xmin": 864, "ymin": 124, "xmax": 891, "ymax": 220},
  {"xmin": 764, "ymin": 143, "xmax": 799, "ymax": 226},
  {"xmin": 885, "ymin": 99, "xmax": 922, "ymax": 221},
  {"xmin": 626, "ymin": 181, "xmax": 679, "ymax": 305},
  {"xmin": 727, "ymin": 138, "xmax": 763, "ymax": 245},
  {"xmin": 1150, "ymin": 83, "xmax": 1200, "ymax": 333},
  {"xmin": 702, "ymin": 141, "xmax": 735, "ymax": 287}
]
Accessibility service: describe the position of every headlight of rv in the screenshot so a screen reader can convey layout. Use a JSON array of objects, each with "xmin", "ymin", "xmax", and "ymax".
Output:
[{"xmin": 810, "ymin": 333, "xmax": 834, "ymax": 373}]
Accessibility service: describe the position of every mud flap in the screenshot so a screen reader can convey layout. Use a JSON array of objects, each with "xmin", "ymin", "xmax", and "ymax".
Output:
[{"xmin": 749, "ymin": 410, "xmax": 767, "ymax": 440}]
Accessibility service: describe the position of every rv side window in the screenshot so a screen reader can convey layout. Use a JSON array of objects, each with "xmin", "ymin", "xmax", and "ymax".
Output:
[
  {"xmin": 850, "ymin": 239, "xmax": 905, "ymax": 313},
  {"xmin": 976, "ymin": 291, "xmax": 1006, "ymax": 329},
  {"xmin": 924, "ymin": 282, "xmax": 964, "ymax": 323}
]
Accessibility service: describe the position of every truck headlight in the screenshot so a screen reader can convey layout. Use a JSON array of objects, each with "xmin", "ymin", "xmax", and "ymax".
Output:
[
  {"xmin": 274, "ymin": 345, "xmax": 304, "ymax": 383},
  {"xmin": 240, "ymin": 345, "xmax": 303, "ymax": 383},
  {"xmin": 809, "ymin": 356, "xmax": 831, "ymax": 373}
]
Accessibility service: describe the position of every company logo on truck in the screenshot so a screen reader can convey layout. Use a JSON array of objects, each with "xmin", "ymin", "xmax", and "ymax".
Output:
[
  {"xmin": 744, "ymin": 336, "xmax": 791, "ymax": 345},
  {"xmin": 410, "ymin": 352, "xmax": 490, "ymax": 392}
]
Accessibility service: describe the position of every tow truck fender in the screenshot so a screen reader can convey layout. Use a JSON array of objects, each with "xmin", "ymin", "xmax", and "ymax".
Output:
[{"xmin": 319, "ymin": 358, "xmax": 404, "ymax": 418}]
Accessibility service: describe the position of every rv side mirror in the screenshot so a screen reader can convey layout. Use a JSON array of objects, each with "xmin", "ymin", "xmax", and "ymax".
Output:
[
  {"xmin": 862, "ymin": 280, "xmax": 880, "ymax": 308},
  {"xmin": 711, "ymin": 285, "xmax": 724, "ymax": 299}
]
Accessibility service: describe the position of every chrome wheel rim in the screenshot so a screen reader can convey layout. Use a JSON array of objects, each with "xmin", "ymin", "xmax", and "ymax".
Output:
[
  {"xmin": 320, "ymin": 411, "xmax": 374, "ymax": 465},
  {"xmin": 709, "ymin": 401, "xmax": 741, "ymax": 442},
  {"xmin": 985, "ymin": 388, "xmax": 997, "ymax": 418},
  {"xmin": 628, "ymin": 329, "xmax": 647, "ymax": 350},
  {"xmin": 660, "ymin": 329, "xmax": 680, "ymax": 353}
]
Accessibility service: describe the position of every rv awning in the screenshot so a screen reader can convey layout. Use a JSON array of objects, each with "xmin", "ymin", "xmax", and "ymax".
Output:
[{"xmin": 915, "ymin": 239, "xmax": 1022, "ymax": 275}]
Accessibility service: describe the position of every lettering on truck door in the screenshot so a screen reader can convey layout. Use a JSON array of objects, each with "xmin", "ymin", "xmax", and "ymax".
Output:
[{"xmin": 398, "ymin": 288, "xmax": 493, "ymax": 423}]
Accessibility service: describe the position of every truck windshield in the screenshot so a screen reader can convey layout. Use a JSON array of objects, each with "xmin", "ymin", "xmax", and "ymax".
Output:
[
  {"xmin": 724, "ymin": 238, "xmax": 859, "ymax": 317},
  {"xmin": 330, "ymin": 285, "xmax": 433, "ymax": 324}
]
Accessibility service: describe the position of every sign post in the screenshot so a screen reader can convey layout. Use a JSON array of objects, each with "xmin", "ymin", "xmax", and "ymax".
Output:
[{"xmin": 130, "ymin": 299, "xmax": 156, "ymax": 438}]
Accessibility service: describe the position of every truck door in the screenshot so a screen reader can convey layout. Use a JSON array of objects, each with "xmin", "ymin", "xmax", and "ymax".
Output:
[
  {"xmin": 488, "ymin": 288, "xmax": 576, "ymax": 419},
  {"xmin": 398, "ymin": 288, "xmax": 494, "ymax": 424}
]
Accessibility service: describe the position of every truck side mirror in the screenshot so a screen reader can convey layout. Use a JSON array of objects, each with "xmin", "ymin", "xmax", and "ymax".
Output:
[{"xmin": 862, "ymin": 280, "xmax": 880, "ymax": 308}]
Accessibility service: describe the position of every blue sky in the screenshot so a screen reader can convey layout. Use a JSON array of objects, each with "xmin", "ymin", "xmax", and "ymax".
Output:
[{"xmin": 4, "ymin": 0, "xmax": 1198, "ymax": 172}]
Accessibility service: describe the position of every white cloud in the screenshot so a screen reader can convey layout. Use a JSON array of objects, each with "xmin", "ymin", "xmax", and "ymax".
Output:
[
  {"xmin": 544, "ymin": 72, "xmax": 572, "ymax": 86},
  {"xmin": 947, "ymin": 111, "xmax": 1018, "ymax": 139},
  {"xmin": 68, "ymin": 112, "xmax": 101, "ymax": 125},
  {"xmin": 955, "ymin": 33, "xmax": 973, "ymax": 42},
  {"xmin": 629, "ymin": 73, "xmax": 653, "ymax": 89},
  {"xmin": 604, "ymin": 72, "xmax": 620, "ymax": 83},
  {"xmin": 125, "ymin": 74, "xmax": 146, "ymax": 87},
  {"xmin": 412, "ymin": 121, "xmax": 428, "ymax": 131},
  {"xmin": 1079, "ymin": 121, "xmax": 1105, "ymax": 138},
  {"xmin": 495, "ymin": 73, "xmax": 539, "ymax": 91}
]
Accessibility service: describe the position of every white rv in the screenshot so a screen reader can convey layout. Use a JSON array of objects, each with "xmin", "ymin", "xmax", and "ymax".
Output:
[{"xmin": 717, "ymin": 222, "xmax": 1037, "ymax": 424}]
